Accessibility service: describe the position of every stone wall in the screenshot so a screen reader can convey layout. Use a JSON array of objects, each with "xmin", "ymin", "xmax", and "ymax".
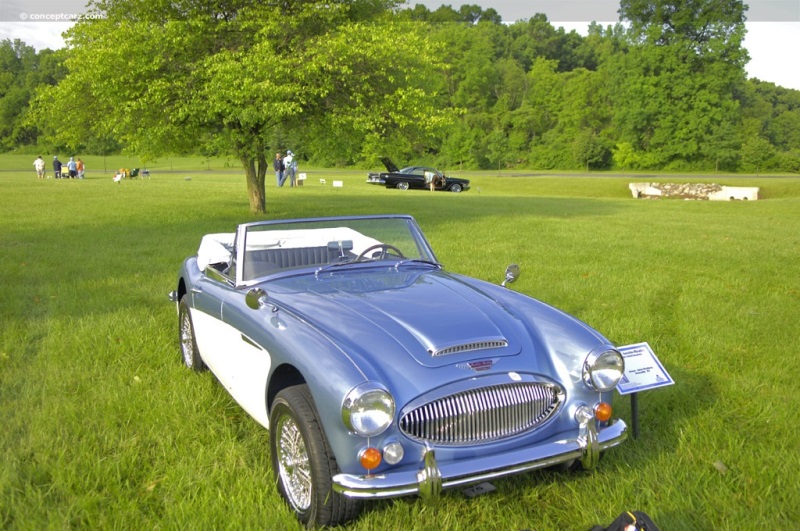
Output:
[{"xmin": 629, "ymin": 183, "xmax": 759, "ymax": 200}]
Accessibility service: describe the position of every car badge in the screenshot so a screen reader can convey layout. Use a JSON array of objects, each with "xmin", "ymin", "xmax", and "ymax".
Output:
[{"xmin": 457, "ymin": 359, "xmax": 498, "ymax": 372}]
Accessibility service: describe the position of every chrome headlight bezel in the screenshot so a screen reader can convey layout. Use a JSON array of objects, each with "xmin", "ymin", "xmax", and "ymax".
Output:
[
  {"xmin": 342, "ymin": 383, "xmax": 396, "ymax": 437},
  {"xmin": 583, "ymin": 347, "xmax": 625, "ymax": 392}
]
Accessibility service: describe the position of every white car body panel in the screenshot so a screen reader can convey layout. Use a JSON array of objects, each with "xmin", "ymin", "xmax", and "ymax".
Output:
[{"xmin": 191, "ymin": 307, "xmax": 272, "ymax": 428}]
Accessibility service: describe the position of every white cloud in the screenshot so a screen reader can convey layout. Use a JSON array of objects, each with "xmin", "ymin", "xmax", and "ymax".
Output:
[
  {"xmin": 0, "ymin": 21, "xmax": 70, "ymax": 50},
  {"xmin": 743, "ymin": 22, "xmax": 800, "ymax": 89}
]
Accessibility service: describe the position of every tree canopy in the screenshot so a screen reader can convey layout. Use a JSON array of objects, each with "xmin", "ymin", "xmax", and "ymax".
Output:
[
  {"xmin": 31, "ymin": 0, "xmax": 453, "ymax": 213},
  {"xmin": 2, "ymin": 1, "xmax": 796, "ymax": 201}
]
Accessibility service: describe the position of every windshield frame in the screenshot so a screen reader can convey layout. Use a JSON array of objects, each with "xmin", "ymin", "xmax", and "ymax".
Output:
[{"xmin": 232, "ymin": 215, "xmax": 438, "ymax": 287}]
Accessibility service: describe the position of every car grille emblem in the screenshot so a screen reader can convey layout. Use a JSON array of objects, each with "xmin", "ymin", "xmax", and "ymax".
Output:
[{"xmin": 456, "ymin": 359, "xmax": 498, "ymax": 372}]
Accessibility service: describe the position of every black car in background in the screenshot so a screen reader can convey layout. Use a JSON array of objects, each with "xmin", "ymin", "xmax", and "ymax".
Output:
[{"xmin": 367, "ymin": 157, "xmax": 470, "ymax": 192}]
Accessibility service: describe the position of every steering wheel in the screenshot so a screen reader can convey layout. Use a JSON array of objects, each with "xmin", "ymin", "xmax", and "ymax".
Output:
[{"xmin": 356, "ymin": 244, "xmax": 405, "ymax": 261}]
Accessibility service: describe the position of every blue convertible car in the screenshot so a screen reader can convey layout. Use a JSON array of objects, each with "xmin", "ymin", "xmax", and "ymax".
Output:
[{"xmin": 170, "ymin": 215, "xmax": 627, "ymax": 526}]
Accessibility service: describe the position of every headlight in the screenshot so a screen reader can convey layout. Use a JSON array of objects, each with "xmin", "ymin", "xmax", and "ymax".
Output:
[
  {"xmin": 583, "ymin": 348, "xmax": 624, "ymax": 392},
  {"xmin": 342, "ymin": 383, "xmax": 395, "ymax": 437}
]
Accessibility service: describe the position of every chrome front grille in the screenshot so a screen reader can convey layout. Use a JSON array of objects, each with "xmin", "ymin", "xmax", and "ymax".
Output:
[{"xmin": 399, "ymin": 382, "xmax": 561, "ymax": 445}]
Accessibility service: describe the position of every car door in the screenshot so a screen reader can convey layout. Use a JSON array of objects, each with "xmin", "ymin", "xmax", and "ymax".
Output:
[
  {"xmin": 216, "ymin": 291, "xmax": 273, "ymax": 428},
  {"xmin": 190, "ymin": 267, "xmax": 272, "ymax": 428}
]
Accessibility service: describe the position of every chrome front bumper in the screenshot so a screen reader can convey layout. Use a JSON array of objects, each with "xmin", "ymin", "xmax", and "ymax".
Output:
[{"xmin": 332, "ymin": 419, "xmax": 627, "ymax": 501}]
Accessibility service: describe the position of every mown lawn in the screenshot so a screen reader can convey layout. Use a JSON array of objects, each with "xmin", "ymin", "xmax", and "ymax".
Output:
[{"xmin": 1, "ymin": 155, "xmax": 799, "ymax": 529}]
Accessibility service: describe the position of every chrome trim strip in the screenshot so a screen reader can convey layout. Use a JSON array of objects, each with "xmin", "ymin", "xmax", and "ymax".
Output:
[{"xmin": 332, "ymin": 420, "xmax": 628, "ymax": 501}]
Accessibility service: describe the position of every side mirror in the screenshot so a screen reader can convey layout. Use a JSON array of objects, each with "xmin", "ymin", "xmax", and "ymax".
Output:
[
  {"xmin": 245, "ymin": 288, "xmax": 269, "ymax": 310},
  {"xmin": 501, "ymin": 264, "xmax": 520, "ymax": 287}
]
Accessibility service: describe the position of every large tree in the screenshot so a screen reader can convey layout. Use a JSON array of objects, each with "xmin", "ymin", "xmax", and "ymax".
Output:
[
  {"xmin": 31, "ymin": 0, "xmax": 451, "ymax": 213},
  {"xmin": 619, "ymin": 0, "xmax": 747, "ymax": 50},
  {"xmin": 607, "ymin": 0, "xmax": 749, "ymax": 169}
]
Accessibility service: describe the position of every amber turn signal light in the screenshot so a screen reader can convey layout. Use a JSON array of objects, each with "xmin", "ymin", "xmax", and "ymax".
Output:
[
  {"xmin": 594, "ymin": 402, "xmax": 613, "ymax": 422},
  {"xmin": 359, "ymin": 447, "xmax": 382, "ymax": 471}
]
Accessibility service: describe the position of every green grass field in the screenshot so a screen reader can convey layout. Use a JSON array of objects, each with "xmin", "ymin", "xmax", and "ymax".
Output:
[{"xmin": 2, "ymin": 154, "xmax": 799, "ymax": 529}]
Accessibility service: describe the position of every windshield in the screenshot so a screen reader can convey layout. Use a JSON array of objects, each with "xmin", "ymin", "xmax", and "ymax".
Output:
[{"xmin": 237, "ymin": 215, "xmax": 437, "ymax": 283}]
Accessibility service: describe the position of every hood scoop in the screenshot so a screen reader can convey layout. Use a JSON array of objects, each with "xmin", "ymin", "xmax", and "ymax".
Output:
[{"xmin": 430, "ymin": 338, "xmax": 509, "ymax": 357}]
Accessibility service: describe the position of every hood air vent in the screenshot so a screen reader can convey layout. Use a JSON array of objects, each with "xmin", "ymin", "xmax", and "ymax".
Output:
[{"xmin": 430, "ymin": 339, "xmax": 508, "ymax": 357}]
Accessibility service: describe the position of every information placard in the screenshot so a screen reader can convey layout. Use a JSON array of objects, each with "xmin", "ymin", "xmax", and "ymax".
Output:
[{"xmin": 616, "ymin": 342, "xmax": 674, "ymax": 395}]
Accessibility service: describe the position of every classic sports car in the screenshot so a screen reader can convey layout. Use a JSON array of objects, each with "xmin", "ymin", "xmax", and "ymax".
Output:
[
  {"xmin": 366, "ymin": 157, "xmax": 470, "ymax": 192},
  {"xmin": 170, "ymin": 215, "xmax": 627, "ymax": 527}
]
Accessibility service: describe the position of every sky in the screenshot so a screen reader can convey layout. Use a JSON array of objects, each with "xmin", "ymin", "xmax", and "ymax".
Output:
[{"xmin": 0, "ymin": 0, "xmax": 798, "ymax": 90}]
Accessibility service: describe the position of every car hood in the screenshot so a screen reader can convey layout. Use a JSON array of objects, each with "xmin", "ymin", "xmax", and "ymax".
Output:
[
  {"xmin": 379, "ymin": 157, "xmax": 399, "ymax": 173},
  {"xmin": 266, "ymin": 268, "xmax": 603, "ymax": 380}
]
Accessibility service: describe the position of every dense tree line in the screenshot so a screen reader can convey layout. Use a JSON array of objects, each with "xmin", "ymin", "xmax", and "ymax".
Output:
[
  {"xmin": 3, "ymin": 0, "xmax": 799, "ymax": 185},
  {"xmin": 0, "ymin": 40, "xmax": 66, "ymax": 151}
]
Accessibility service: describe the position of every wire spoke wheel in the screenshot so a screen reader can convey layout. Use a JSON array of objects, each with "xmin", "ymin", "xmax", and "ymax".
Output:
[
  {"xmin": 178, "ymin": 296, "xmax": 205, "ymax": 371},
  {"xmin": 276, "ymin": 413, "xmax": 312, "ymax": 510},
  {"xmin": 269, "ymin": 385, "xmax": 361, "ymax": 526}
]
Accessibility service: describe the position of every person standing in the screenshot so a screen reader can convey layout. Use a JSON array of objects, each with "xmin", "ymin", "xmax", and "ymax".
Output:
[
  {"xmin": 67, "ymin": 157, "xmax": 78, "ymax": 179},
  {"xmin": 76, "ymin": 158, "xmax": 85, "ymax": 179},
  {"xmin": 274, "ymin": 152, "xmax": 284, "ymax": 187},
  {"xmin": 33, "ymin": 156, "xmax": 46, "ymax": 179},
  {"xmin": 283, "ymin": 150, "xmax": 297, "ymax": 187},
  {"xmin": 424, "ymin": 170, "xmax": 435, "ymax": 192},
  {"xmin": 53, "ymin": 156, "xmax": 63, "ymax": 178}
]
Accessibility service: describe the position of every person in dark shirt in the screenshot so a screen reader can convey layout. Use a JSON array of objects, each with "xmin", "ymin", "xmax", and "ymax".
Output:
[
  {"xmin": 53, "ymin": 156, "xmax": 63, "ymax": 178},
  {"xmin": 274, "ymin": 152, "xmax": 285, "ymax": 187}
]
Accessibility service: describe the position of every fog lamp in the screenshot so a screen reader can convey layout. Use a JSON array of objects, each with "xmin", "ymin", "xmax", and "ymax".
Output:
[{"xmin": 383, "ymin": 442, "xmax": 404, "ymax": 465}]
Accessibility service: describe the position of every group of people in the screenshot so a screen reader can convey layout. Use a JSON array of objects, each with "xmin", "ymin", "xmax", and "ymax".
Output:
[
  {"xmin": 35, "ymin": 155, "xmax": 84, "ymax": 179},
  {"xmin": 273, "ymin": 150, "xmax": 299, "ymax": 187}
]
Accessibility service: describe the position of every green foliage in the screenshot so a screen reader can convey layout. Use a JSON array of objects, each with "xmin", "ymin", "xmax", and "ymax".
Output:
[
  {"xmin": 620, "ymin": 0, "xmax": 747, "ymax": 53},
  {"xmin": 507, "ymin": 14, "xmax": 594, "ymax": 73},
  {"xmin": 573, "ymin": 129, "xmax": 611, "ymax": 170},
  {"xmin": 0, "ymin": 40, "xmax": 66, "ymax": 151},
  {"xmin": 740, "ymin": 136, "xmax": 776, "ymax": 174}
]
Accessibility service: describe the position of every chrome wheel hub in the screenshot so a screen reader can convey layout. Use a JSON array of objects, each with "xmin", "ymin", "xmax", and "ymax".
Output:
[{"xmin": 276, "ymin": 414, "xmax": 312, "ymax": 510}]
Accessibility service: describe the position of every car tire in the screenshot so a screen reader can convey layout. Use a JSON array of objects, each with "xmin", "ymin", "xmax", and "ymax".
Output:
[
  {"xmin": 270, "ymin": 384, "xmax": 361, "ymax": 527},
  {"xmin": 396, "ymin": 181, "xmax": 410, "ymax": 191},
  {"xmin": 178, "ymin": 295, "xmax": 206, "ymax": 371},
  {"xmin": 449, "ymin": 183, "xmax": 463, "ymax": 193}
]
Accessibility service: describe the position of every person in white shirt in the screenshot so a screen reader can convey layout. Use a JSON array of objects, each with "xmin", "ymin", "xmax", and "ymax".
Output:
[
  {"xmin": 33, "ymin": 156, "xmax": 46, "ymax": 179},
  {"xmin": 283, "ymin": 150, "xmax": 297, "ymax": 187}
]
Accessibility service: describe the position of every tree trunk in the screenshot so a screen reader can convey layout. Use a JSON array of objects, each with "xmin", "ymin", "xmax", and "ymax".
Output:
[{"xmin": 242, "ymin": 154, "xmax": 267, "ymax": 214}]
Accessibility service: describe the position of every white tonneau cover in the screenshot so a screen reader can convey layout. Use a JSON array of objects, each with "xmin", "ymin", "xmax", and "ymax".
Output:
[{"xmin": 196, "ymin": 233, "xmax": 234, "ymax": 271}]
